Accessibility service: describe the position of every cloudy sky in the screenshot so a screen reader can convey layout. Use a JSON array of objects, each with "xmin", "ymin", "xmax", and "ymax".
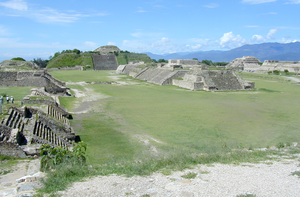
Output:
[{"xmin": 0, "ymin": 0, "xmax": 299, "ymax": 61}]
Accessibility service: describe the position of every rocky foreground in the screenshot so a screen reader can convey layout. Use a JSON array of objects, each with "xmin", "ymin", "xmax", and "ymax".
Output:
[
  {"xmin": 58, "ymin": 157, "xmax": 300, "ymax": 197},
  {"xmin": 1, "ymin": 154, "xmax": 300, "ymax": 197}
]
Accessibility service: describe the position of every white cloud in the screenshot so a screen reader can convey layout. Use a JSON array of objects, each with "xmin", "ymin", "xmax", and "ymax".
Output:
[
  {"xmin": 266, "ymin": 28, "xmax": 278, "ymax": 39},
  {"xmin": 219, "ymin": 32, "xmax": 246, "ymax": 48},
  {"xmin": 251, "ymin": 34, "xmax": 265, "ymax": 43},
  {"xmin": 286, "ymin": 0, "xmax": 300, "ymax": 4},
  {"xmin": 31, "ymin": 8, "xmax": 90, "ymax": 23},
  {"xmin": 0, "ymin": 0, "xmax": 28, "ymax": 11},
  {"xmin": 203, "ymin": 3, "xmax": 219, "ymax": 8},
  {"xmin": 186, "ymin": 44, "xmax": 202, "ymax": 50},
  {"xmin": 242, "ymin": 0, "xmax": 276, "ymax": 4}
]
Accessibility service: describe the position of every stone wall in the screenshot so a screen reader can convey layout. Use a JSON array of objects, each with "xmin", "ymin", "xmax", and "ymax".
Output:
[
  {"xmin": 91, "ymin": 54, "xmax": 118, "ymax": 70},
  {"xmin": 168, "ymin": 59, "xmax": 199, "ymax": 65},
  {"xmin": 172, "ymin": 80, "xmax": 204, "ymax": 90},
  {"xmin": 0, "ymin": 71, "xmax": 67, "ymax": 95},
  {"xmin": 47, "ymin": 66, "xmax": 83, "ymax": 71},
  {"xmin": 0, "ymin": 142, "xmax": 27, "ymax": 158}
]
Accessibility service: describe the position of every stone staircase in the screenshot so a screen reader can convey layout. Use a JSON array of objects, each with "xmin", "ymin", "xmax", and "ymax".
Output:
[
  {"xmin": 1, "ymin": 107, "xmax": 25, "ymax": 132},
  {"xmin": 135, "ymin": 69, "xmax": 188, "ymax": 85},
  {"xmin": 205, "ymin": 70, "xmax": 243, "ymax": 90}
]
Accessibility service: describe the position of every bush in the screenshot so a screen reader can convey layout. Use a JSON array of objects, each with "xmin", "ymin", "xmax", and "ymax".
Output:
[
  {"xmin": 11, "ymin": 57, "xmax": 25, "ymax": 61},
  {"xmin": 273, "ymin": 70, "xmax": 280, "ymax": 75},
  {"xmin": 40, "ymin": 141, "xmax": 87, "ymax": 171}
]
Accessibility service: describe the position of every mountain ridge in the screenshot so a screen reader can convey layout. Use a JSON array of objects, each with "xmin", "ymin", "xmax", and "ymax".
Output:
[{"xmin": 145, "ymin": 42, "xmax": 300, "ymax": 62}]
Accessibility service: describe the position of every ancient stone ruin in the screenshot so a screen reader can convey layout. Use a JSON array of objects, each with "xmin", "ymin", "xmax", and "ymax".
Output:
[
  {"xmin": 0, "ymin": 70, "xmax": 69, "ymax": 95},
  {"xmin": 0, "ymin": 104, "xmax": 76, "ymax": 158},
  {"xmin": 226, "ymin": 56, "xmax": 261, "ymax": 71},
  {"xmin": 0, "ymin": 70, "xmax": 77, "ymax": 157},
  {"xmin": 226, "ymin": 56, "xmax": 300, "ymax": 73},
  {"xmin": 117, "ymin": 59, "xmax": 254, "ymax": 91},
  {"xmin": 91, "ymin": 53, "xmax": 118, "ymax": 70}
]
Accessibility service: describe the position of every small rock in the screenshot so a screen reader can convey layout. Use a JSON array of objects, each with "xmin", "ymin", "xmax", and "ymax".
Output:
[
  {"xmin": 180, "ymin": 179, "xmax": 192, "ymax": 184},
  {"xmin": 17, "ymin": 184, "xmax": 35, "ymax": 192},
  {"xmin": 181, "ymin": 191, "xmax": 194, "ymax": 197},
  {"xmin": 292, "ymin": 142, "xmax": 298, "ymax": 147},
  {"xmin": 170, "ymin": 177, "xmax": 182, "ymax": 181},
  {"xmin": 269, "ymin": 146, "xmax": 277, "ymax": 150}
]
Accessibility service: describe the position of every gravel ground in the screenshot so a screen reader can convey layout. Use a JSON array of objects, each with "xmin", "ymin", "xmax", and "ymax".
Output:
[{"xmin": 58, "ymin": 157, "xmax": 300, "ymax": 197}]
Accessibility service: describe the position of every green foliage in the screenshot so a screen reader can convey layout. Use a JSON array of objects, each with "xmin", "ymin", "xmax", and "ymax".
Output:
[
  {"xmin": 33, "ymin": 58, "xmax": 49, "ymax": 68},
  {"xmin": 201, "ymin": 59, "xmax": 213, "ymax": 65},
  {"xmin": 11, "ymin": 57, "xmax": 25, "ymax": 61},
  {"xmin": 116, "ymin": 52, "xmax": 152, "ymax": 65},
  {"xmin": 236, "ymin": 194, "xmax": 256, "ymax": 197},
  {"xmin": 214, "ymin": 62, "xmax": 229, "ymax": 66},
  {"xmin": 47, "ymin": 53, "xmax": 93, "ymax": 68},
  {"xmin": 276, "ymin": 142, "xmax": 285, "ymax": 149},
  {"xmin": 39, "ymin": 142, "xmax": 87, "ymax": 171},
  {"xmin": 181, "ymin": 172, "xmax": 197, "ymax": 179},
  {"xmin": 158, "ymin": 59, "xmax": 167, "ymax": 63},
  {"xmin": 268, "ymin": 71, "xmax": 272, "ymax": 74},
  {"xmin": 273, "ymin": 70, "xmax": 280, "ymax": 75},
  {"xmin": 292, "ymin": 171, "xmax": 300, "ymax": 178},
  {"xmin": 284, "ymin": 69, "xmax": 289, "ymax": 74}
]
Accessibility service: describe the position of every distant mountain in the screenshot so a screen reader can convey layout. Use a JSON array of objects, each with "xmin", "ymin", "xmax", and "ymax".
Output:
[{"xmin": 146, "ymin": 42, "xmax": 300, "ymax": 62}]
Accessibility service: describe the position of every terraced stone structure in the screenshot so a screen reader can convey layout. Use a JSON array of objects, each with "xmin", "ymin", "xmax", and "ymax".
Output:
[
  {"xmin": 226, "ymin": 56, "xmax": 261, "ymax": 71},
  {"xmin": 226, "ymin": 56, "xmax": 300, "ymax": 73},
  {"xmin": 0, "ymin": 70, "xmax": 68, "ymax": 95},
  {"xmin": 0, "ymin": 103, "xmax": 76, "ymax": 157},
  {"xmin": 117, "ymin": 60, "xmax": 254, "ymax": 91},
  {"xmin": 91, "ymin": 45, "xmax": 120, "ymax": 70}
]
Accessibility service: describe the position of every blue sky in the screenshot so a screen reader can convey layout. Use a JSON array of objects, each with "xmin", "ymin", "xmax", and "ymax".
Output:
[{"xmin": 0, "ymin": 0, "xmax": 299, "ymax": 61}]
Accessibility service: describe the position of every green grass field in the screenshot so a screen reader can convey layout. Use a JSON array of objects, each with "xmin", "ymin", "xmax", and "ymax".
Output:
[{"xmin": 48, "ymin": 70, "xmax": 300, "ymax": 164}]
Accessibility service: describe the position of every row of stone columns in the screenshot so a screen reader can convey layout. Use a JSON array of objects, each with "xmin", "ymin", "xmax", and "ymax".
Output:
[
  {"xmin": 33, "ymin": 121, "xmax": 68, "ymax": 148},
  {"xmin": 48, "ymin": 106, "xmax": 70, "ymax": 125},
  {"xmin": 6, "ymin": 109, "xmax": 23, "ymax": 130}
]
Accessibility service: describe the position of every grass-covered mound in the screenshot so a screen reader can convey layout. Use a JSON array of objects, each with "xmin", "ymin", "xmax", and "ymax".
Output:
[
  {"xmin": 116, "ymin": 52, "xmax": 153, "ymax": 65},
  {"xmin": 47, "ymin": 53, "xmax": 93, "ymax": 69},
  {"xmin": 0, "ymin": 60, "xmax": 38, "ymax": 70}
]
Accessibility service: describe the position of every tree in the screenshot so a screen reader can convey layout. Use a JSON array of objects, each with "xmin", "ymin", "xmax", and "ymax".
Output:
[
  {"xmin": 158, "ymin": 59, "xmax": 167, "ymax": 63},
  {"xmin": 72, "ymin": 49, "xmax": 81, "ymax": 54},
  {"xmin": 11, "ymin": 57, "xmax": 25, "ymax": 61},
  {"xmin": 201, "ymin": 60, "xmax": 213, "ymax": 66},
  {"xmin": 33, "ymin": 58, "xmax": 49, "ymax": 68}
]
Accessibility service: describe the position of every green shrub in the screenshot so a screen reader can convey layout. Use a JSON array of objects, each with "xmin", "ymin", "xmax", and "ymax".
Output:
[
  {"xmin": 40, "ymin": 141, "xmax": 87, "ymax": 171},
  {"xmin": 273, "ymin": 70, "xmax": 280, "ymax": 75},
  {"xmin": 181, "ymin": 172, "xmax": 197, "ymax": 179},
  {"xmin": 11, "ymin": 57, "xmax": 25, "ymax": 61}
]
